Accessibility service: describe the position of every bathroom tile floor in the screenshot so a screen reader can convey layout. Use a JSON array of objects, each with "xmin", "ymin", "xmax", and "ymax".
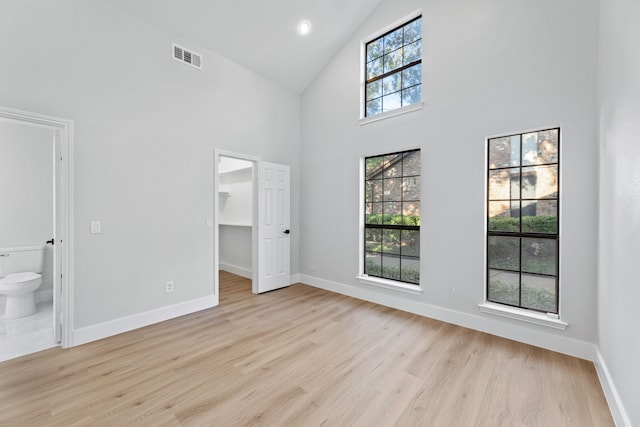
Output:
[{"xmin": 0, "ymin": 302, "xmax": 56, "ymax": 362}]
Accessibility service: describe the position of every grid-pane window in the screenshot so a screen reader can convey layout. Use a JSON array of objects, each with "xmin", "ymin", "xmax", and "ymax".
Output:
[
  {"xmin": 365, "ymin": 16, "xmax": 422, "ymax": 117},
  {"xmin": 487, "ymin": 128, "xmax": 560, "ymax": 313},
  {"xmin": 364, "ymin": 150, "xmax": 420, "ymax": 284}
]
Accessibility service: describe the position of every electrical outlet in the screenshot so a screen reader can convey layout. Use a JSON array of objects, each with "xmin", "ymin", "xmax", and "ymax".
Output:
[
  {"xmin": 165, "ymin": 281, "xmax": 174, "ymax": 293},
  {"xmin": 90, "ymin": 221, "xmax": 101, "ymax": 234},
  {"xmin": 308, "ymin": 265, "xmax": 317, "ymax": 273}
]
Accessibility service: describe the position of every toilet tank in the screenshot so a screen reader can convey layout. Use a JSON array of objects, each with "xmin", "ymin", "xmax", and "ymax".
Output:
[{"xmin": 0, "ymin": 246, "xmax": 45, "ymax": 277}]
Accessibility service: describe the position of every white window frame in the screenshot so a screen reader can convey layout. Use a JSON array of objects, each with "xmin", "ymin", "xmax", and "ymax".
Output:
[
  {"xmin": 478, "ymin": 126, "xmax": 567, "ymax": 330},
  {"xmin": 359, "ymin": 9, "xmax": 424, "ymax": 124},
  {"xmin": 357, "ymin": 148, "xmax": 422, "ymax": 295}
]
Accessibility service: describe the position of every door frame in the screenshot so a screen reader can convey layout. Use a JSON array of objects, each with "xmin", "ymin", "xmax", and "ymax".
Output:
[
  {"xmin": 0, "ymin": 106, "xmax": 73, "ymax": 348},
  {"xmin": 214, "ymin": 150, "xmax": 260, "ymax": 297}
]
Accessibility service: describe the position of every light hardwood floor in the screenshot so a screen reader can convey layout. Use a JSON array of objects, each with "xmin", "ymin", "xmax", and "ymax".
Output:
[{"xmin": 0, "ymin": 272, "xmax": 613, "ymax": 426}]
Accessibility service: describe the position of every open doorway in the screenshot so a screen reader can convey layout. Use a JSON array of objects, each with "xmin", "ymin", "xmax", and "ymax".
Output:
[
  {"xmin": 0, "ymin": 106, "xmax": 72, "ymax": 361},
  {"xmin": 214, "ymin": 151, "xmax": 292, "ymax": 301},
  {"xmin": 214, "ymin": 151, "xmax": 259, "ymax": 298},
  {"xmin": 218, "ymin": 156, "xmax": 254, "ymax": 277}
]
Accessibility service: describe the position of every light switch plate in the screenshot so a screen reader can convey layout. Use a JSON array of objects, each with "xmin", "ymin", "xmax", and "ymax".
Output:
[{"xmin": 90, "ymin": 221, "xmax": 101, "ymax": 234}]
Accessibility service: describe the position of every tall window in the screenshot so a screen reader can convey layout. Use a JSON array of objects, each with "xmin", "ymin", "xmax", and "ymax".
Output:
[
  {"xmin": 364, "ymin": 16, "xmax": 422, "ymax": 117},
  {"xmin": 487, "ymin": 128, "xmax": 560, "ymax": 313},
  {"xmin": 364, "ymin": 150, "xmax": 421, "ymax": 284}
]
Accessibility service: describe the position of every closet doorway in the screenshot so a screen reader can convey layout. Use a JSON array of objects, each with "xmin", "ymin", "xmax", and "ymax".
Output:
[
  {"xmin": 213, "ymin": 150, "xmax": 291, "ymax": 299},
  {"xmin": 214, "ymin": 151, "xmax": 258, "ymax": 299},
  {"xmin": 216, "ymin": 152, "xmax": 257, "ymax": 282}
]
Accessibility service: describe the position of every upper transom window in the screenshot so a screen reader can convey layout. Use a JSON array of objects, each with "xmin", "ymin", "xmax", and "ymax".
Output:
[{"xmin": 365, "ymin": 16, "xmax": 422, "ymax": 117}]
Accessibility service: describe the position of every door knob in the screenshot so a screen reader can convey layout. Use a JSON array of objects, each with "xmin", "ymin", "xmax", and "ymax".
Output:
[{"xmin": 283, "ymin": 229, "xmax": 290, "ymax": 234}]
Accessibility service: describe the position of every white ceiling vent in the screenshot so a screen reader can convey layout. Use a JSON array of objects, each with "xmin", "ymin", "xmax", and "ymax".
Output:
[{"xmin": 172, "ymin": 43, "xmax": 202, "ymax": 69}]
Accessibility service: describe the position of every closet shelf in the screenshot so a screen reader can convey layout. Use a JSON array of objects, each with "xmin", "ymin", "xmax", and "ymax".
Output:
[{"xmin": 219, "ymin": 166, "xmax": 252, "ymax": 176}]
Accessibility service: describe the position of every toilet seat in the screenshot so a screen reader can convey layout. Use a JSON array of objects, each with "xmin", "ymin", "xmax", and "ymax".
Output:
[{"xmin": 0, "ymin": 272, "xmax": 41, "ymax": 285}]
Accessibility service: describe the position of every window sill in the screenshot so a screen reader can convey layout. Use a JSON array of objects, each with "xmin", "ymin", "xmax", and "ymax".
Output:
[
  {"xmin": 477, "ymin": 302, "xmax": 568, "ymax": 330},
  {"xmin": 357, "ymin": 275, "xmax": 422, "ymax": 295},
  {"xmin": 359, "ymin": 102, "xmax": 423, "ymax": 126}
]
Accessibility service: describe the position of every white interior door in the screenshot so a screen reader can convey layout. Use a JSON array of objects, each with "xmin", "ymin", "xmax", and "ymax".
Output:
[{"xmin": 256, "ymin": 161, "xmax": 290, "ymax": 293}]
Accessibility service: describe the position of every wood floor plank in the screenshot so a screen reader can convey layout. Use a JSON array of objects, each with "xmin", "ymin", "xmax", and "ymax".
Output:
[{"xmin": 0, "ymin": 271, "xmax": 613, "ymax": 426}]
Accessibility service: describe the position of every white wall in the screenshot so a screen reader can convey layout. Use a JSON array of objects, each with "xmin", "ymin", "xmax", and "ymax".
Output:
[
  {"xmin": 0, "ymin": 120, "xmax": 53, "ymax": 247},
  {"xmin": 0, "ymin": 120, "xmax": 55, "ymax": 301},
  {"xmin": 301, "ymin": 0, "xmax": 599, "ymax": 355},
  {"xmin": 218, "ymin": 166, "xmax": 253, "ymax": 226},
  {"xmin": 598, "ymin": 0, "xmax": 640, "ymax": 424},
  {"xmin": 0, "ymin": 0, "xmax": 301, "ymax": 331},
  {"xmin": 219, "ymin": 226, "xmax": 253, "ymax": 278}
]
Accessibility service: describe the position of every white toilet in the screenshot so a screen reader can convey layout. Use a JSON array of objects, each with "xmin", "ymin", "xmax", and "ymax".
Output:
[{"xmin": 0, "ymin": 246, "xmax": 45, "ymax": 319}]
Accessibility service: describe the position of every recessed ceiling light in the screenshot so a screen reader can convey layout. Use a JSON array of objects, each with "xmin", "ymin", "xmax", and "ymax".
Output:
[{"xmin": 298, "ymin": 21, "xmax": 311, "ymax": 35}]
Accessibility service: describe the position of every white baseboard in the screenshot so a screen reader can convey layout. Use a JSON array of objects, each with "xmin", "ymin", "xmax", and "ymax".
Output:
[
  {"xmin": 299, "ymin": 274, "xmax": 597, "ymax": 362},
  {"xmin": 72, "ymin": 295, "xmax": 217, "ymax": 347},
  {"xmin": 291, "ymin": 273, "xmax": 302, "ymax": 285},
  {"xmin": 219, "ymin": 262, "xmax": 252, "ymax": 279},
  {"xmin": 594, "ymin": 350, "xmax": 632, "ymax": 427}
]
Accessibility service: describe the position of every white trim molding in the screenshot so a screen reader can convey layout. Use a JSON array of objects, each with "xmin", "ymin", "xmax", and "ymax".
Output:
[
  {"xmin": 219, "ymin": 262, "xmax": 252, "ymax": 279},
  {"xmin": 477, "ymin": 302, "xmax": 568, "ymax": 330},
  {"xmin": 358, "ymin": 103, "xmax": 423, "ymax": 125},
  {"xmin": 357, "ymin": 275, "xmax": 422, "ymax": 295},
  {"xmin": 594, "ymin": 350, "xmax": 633, "ymax": 427},
  {"xmin": 72, "ymin": 295, "xmax": 216, "ymax": 347}
]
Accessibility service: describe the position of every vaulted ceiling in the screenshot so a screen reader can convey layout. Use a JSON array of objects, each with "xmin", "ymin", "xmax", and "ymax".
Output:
[{"xmin": 105, "ymin": 0, "xmax": 384, "ymax": 93}]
